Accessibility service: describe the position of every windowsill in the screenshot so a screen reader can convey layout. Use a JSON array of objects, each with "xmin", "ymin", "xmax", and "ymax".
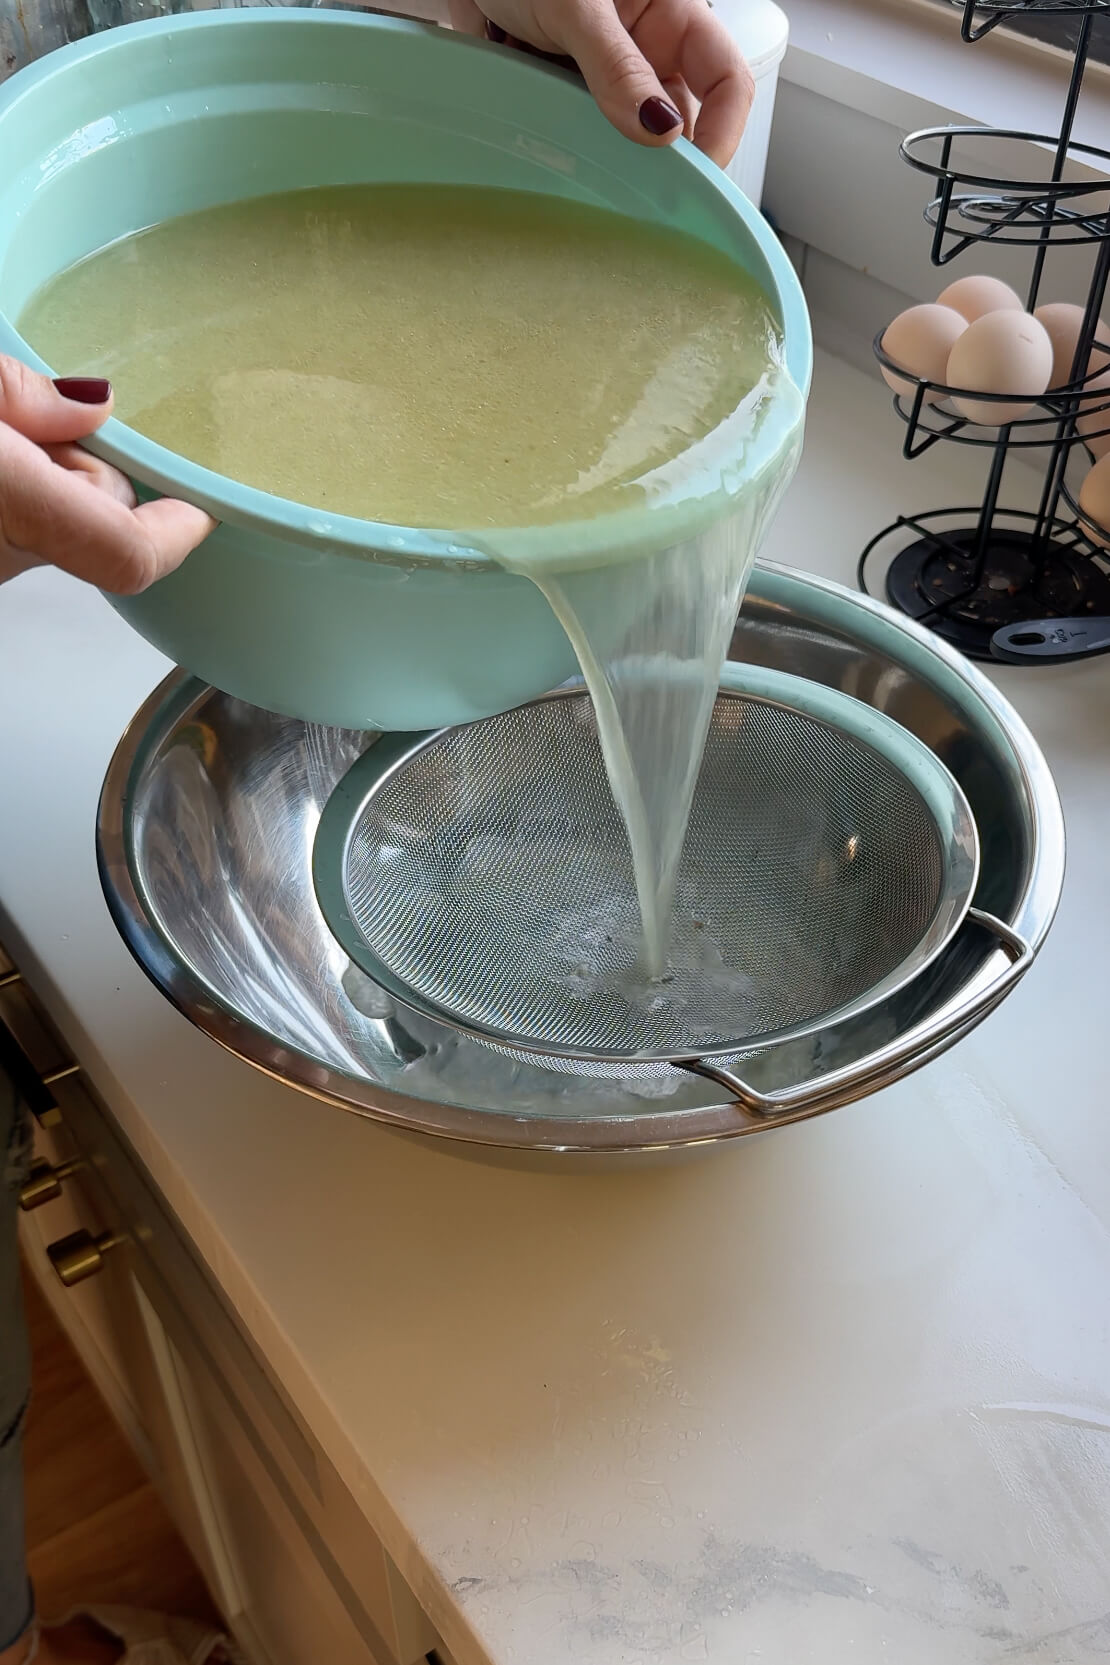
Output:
[
  {"xmin": 766, "ymin": 0, "xmax": 1109, "ymax": 366},
  {"xmin": 779, "ymin": 0, "xmax": 1109, "ymax": 163}
]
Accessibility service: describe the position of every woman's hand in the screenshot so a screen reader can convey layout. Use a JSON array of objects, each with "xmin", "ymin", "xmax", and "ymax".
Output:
[
  {"xmin": 448, "ymin": 0, "xmax": 753, "ymax": 168},
  {"xmin": 0, "ymin": 356, "xmax": 215, "ymax": 593}
]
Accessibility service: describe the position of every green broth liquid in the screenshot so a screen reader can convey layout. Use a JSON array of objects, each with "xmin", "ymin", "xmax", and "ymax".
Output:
[{"xmin": 20, "ymin": 183, "xmax": 779, "ymax": 529}]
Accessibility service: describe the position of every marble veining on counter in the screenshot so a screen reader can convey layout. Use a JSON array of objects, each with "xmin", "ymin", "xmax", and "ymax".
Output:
[{"xmin": 1, "ymin": 351, "xmax": 1109, "ymax": 1665}]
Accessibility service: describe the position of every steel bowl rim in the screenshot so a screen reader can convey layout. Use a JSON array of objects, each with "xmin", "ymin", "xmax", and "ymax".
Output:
[{"xmin": 95, "ymin": 561, "xmax": 1065, "ymax": 1152}]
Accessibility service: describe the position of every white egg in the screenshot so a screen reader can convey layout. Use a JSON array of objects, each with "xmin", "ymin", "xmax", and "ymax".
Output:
[
  {"xmin": 1077, "ymin": 368, "xmax": 1110, "ymax": 460},
  {"xmin": 936, "ymin": 274, "xmax": 1024, "ymax": 324},
  {"xmin": 1078, "ymin": 453, "xmax": 1110, "ymax": 549},
  {"xmin": 880, "ymin": 304, "xmax": 968, "ymax": 403},
  {"xmin": 1033, "ymin": 302, "xmax": 1110, "ymax": 390},
  {"xmin": 946, "ymin": 312, "xmax": 1054, "ymax": 426}
]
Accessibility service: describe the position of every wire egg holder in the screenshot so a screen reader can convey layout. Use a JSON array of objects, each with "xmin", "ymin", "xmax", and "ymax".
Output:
[{"xmin": 860, "ymin": 0, "xmax": 1110, "ymax": 660}]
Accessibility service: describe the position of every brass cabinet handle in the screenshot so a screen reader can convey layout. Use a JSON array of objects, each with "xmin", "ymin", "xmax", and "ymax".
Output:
[
  {"xmin": 47, "ymin": 1228, "xmax": 126, "ymax": 1287},
  {"xmin": 19, "ymin": 1156, "xmax": 84, "ymax": 1211},
  {"xmin": 41, "ymin": 1062, "xmax": 80, "ymax": 1089}
]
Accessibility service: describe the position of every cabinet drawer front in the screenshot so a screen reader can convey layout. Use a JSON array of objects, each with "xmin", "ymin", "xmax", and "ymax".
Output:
[
  {"xmin": 56, "ymin": 1075, "xmax": 432, "ymax": 1664},
  {"xmin": 0, "ymin": 946, "xmax": 436, "ymax": 1665},
  {"xmin": 166, "ymin": 1317, "xmax": 389, "ymax": 1665},
  {"xmin": 18, "ymin": 1125, "xmax": 231, "ymax": 1605}
]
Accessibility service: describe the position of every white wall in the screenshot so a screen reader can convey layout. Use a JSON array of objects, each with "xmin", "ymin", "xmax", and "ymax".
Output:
[{"xmin": 765, "ymin": 76, "xmax": 1107, "ymax": 374}]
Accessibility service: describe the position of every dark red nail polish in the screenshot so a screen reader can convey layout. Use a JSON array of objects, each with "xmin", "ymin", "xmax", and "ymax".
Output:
[
  {"xmin": 53, "ymin": 376, "xmax": 112, "ymax": 404},
  {"xmin": 485, "ymin": 18, "xmax": 506, "ymax": 42},
  {"xmin": 639, "ymin": 96, "xmax": 683, "ymax": 136}
]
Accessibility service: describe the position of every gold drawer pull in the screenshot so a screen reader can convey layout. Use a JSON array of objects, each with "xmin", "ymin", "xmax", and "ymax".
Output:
[
  {"xmin": 19, "ymin": 1156, "xmax": 84, "ymax": 1211},
  {"xmin": 41, "ymin": 1062, "xmax": 80, "ymax": 1089},
  {"xmin": 47, "ymin": 1228, "xmax": 126, "ymax": 1287}
]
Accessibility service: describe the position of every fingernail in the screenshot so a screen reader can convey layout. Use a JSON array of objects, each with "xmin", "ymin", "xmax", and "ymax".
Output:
[
  {"xmin": 485, "ymin": 18, "xmax": 506, "ymax": 42},
  {"xmin": 53, "ymin": 376, "xmax": 112, "ymax": 404},
  {"xmin": 639, "ymin": 96, "xmax": 683, "ymax": 136}
]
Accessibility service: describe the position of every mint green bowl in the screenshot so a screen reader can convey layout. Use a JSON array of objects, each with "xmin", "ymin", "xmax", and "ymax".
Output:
[{"xmin": 0, "ymin": 10, "xmax": 812, "ymax": 730}]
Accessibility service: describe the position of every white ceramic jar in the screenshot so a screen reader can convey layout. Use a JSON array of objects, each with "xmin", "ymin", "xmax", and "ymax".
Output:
[{"xmin": 712, "ymin": 0, "xmax": 789, "ymax": 206}]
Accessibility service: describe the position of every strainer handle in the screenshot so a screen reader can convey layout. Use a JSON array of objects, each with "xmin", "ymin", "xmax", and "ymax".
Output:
[{"xmin": 678, "ymin": 909, "xmax": 1033, "ymax": 1120}]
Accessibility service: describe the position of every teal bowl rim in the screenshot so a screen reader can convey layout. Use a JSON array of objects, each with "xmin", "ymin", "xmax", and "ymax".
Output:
[{"xmin": 0, "ymin": 9, "xmax": 813, "ymax": 569}]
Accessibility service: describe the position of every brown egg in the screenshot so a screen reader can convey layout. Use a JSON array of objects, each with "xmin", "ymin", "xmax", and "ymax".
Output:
[
  {"xmin": 880, "ymin": 304, "xmax": 968, "ymax": 403},
  {"xmin": 1078, "ymin": 453, "xmax": 1110, "ymax": 549},
  {"xmin": 1033, "ymin": 302, "xmax": 1110, "ymax": 390},
  {"xmin": 936, "ymin": 275, "xmax": 1024, "ymax": 324},
  {"xmin": 946, "ymin": 312, "xmax": 1054, "ymax": 425},
  {"xmin": 1077, "ymin": 368, "xmax": 1110, "ymax": 460}
]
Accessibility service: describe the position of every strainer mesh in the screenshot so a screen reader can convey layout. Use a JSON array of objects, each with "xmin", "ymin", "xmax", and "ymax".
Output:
[{"xmin": 341, "ymin": 690, "xmax": 945, "ymax": 1058}]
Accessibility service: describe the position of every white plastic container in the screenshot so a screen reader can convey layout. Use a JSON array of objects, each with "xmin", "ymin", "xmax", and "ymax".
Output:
[{"xmin": 711, "ymin": 0, "xmax": 789, "ymax": 206}]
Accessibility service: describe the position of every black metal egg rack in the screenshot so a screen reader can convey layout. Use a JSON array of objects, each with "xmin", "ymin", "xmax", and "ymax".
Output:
[{"xmin": 858, "ymin": 0, "xmax": 1110, "ymax": 663}]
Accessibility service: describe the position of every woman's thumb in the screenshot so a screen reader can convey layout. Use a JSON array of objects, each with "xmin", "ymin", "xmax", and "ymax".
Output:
[{"xmin": 556, "ymin": 1, "xmax": 683, "ymax": 148}]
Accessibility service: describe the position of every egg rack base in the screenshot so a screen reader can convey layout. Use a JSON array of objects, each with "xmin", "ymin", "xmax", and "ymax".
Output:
[{"xmin": 859, "ymin": 507, "xmax": 1110, "ymax": 660}]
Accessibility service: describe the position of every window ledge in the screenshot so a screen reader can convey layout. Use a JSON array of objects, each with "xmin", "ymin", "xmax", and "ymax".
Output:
[{"xmin": 780, "ymin": 0, "xmax": 1109, "ymax": 163}]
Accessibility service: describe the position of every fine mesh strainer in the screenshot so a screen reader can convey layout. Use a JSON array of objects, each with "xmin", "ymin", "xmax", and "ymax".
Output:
[{"xmin": 312, "ymin": 664, "xmax": 980, "ymax": 1088}]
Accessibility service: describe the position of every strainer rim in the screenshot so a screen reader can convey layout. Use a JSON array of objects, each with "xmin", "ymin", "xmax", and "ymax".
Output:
[{"xmin": 312, "ymin": 663, "xmax": 980, "ymax": 1064}]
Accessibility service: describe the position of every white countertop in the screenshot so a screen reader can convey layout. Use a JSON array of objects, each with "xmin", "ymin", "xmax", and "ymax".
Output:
[{"xmin": 2, "ymin": 350, "xmax": 1110, "ymax": 1665}]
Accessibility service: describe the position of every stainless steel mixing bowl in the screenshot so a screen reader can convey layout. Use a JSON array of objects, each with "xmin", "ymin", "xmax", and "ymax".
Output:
[{"xmin": 97, "ymin": 562, "xmax": 1064, "ymax": 1154}]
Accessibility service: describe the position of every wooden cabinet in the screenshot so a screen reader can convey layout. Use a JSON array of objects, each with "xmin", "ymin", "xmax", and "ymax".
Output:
[
  {"xmin": 18, "ymin": 1135, "xmax": 228, "ymax": 1607},
  {"xmin": 1, "ymin": 948, "xmax": 439, "ymax": 1665}
]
